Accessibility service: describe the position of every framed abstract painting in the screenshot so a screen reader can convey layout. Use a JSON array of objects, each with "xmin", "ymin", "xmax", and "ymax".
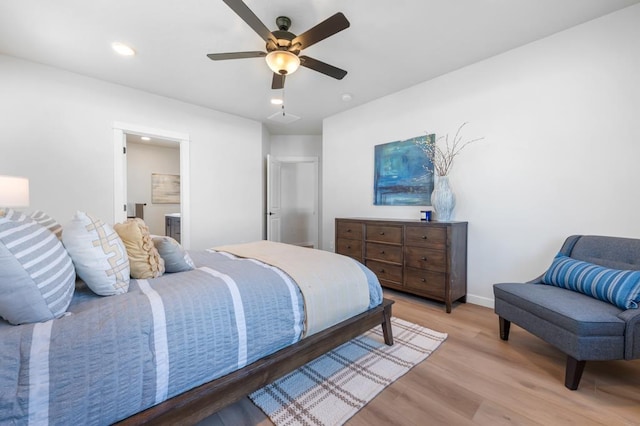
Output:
[{"xmin": 373, "ymin": 135, "xmax": 435, "ymax": 206}]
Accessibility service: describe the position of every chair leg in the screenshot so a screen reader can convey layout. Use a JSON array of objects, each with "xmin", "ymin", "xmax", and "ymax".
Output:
[
  {"xmin": 565, "ymin": 356, "xmax": 586, "ymax": 390},
  {"xmin": 499, "ymin": 316, "xmax": 511, "ymax": 341}
]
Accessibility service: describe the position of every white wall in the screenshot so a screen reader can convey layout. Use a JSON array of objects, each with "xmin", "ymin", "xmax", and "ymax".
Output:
[
  {"xmin": 270, "ymin": 135, "xmax": 322, "ymax": 157},
  {"xmin": 126, "ymin": 142, "xmax": 180, "ymax": 236},
  {"xmin": 323, "ymin": 5, "xmax": 640, "ymax": 307},
  {"xmin": 0, "ymin": 54, "xmax": 264, "ymax": 249}
]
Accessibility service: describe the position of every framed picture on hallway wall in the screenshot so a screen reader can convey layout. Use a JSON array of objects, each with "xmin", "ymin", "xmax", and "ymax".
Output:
[
  {"xmin": 373, "ymin": 135, "xmax": 434, "ymax": 206},
  {"xmin": 152, "ymin": 173, "xmax": 180, "ymax": 204}
]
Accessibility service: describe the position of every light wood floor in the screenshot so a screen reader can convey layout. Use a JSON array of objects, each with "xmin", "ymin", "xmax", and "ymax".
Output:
[{"xmin": 198, "ymin": 289, "xmax": 640, "ymax": 426}]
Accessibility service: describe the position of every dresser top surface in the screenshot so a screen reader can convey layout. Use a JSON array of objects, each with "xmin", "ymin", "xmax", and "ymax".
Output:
[{"xmin": 336, "ymin": 217, "xmax": 468, "ymax": 225}]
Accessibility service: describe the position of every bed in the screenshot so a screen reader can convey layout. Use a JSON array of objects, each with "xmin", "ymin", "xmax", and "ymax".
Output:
[{"xmin": 0, "ymin": 240, "xmax": 393, "ymax": 425}]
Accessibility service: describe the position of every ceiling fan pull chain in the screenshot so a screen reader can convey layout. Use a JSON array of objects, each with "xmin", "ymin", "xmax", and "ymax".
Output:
[{"xmin": 282, "ymin": 86, "xmax": 286, "ymax": 116}]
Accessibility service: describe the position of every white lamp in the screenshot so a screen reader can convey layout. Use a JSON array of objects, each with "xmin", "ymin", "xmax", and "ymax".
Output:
[
  {"xmin": 0, "ymin": 175, "xmax": 30, "ymax": 207},
  {"xmin": 265, "ymin": 50, "xmax": 300, "ymax": 75}
]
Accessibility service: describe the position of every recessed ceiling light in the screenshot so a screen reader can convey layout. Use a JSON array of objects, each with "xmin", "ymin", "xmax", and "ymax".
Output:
[
  {"xmin": 341, "ymin": 93, "xmax": 353, "ymax": 102},
  {"xmin": 112, "ymin": 42, "xmax": 136, "ymax": 56},
  {"xmin": 270, "ymin": 98, "xmax": 284, "ymax": 105},
  {"xmin": 141, "ymin": 136, "xmax": 151, "ymax": 141}
]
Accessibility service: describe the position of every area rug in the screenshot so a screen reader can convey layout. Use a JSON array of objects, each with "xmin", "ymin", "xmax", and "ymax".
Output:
[{"xmin": 249, "ymin": 317, "xmax": 447, "ymax": 426}]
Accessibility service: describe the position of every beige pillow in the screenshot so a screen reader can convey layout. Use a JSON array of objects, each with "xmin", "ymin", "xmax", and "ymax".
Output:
[{"xmin": 114, "ymin": 219, "xmax": 165, "ymax": 279}]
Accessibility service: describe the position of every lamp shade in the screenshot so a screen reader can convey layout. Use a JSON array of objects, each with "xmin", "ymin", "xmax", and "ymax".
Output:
[
  {"xmin": 0, "ymin": 175, "xmax": 30, "ymax": 207},
  {"xmin": 265, "ymin": 50, "xmax": 300, "ymax": 75}
]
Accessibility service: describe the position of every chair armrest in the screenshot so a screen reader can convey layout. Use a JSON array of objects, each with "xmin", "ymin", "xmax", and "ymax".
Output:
[
  {"xmin": 618, "ymin": 308, "xmax": 640, "ymax": 359},
  {"xmin": 526, "ymin": 274, "xmax": 544, "ymax": 284}
]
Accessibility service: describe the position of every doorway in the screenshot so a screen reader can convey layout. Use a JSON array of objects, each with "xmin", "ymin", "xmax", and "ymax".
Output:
[
  {"xmin": 113, "ymin": 122, "xmax": 191, "ymax": 248},
  {"xmin": 267, "ymin": 155, "xmax": 319, "ymax": 248}
]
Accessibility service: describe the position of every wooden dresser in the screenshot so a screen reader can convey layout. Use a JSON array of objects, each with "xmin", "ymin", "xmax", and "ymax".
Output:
[{"xmin": 335, "ymin": 218, "xmax": 468, "ymax": 313}]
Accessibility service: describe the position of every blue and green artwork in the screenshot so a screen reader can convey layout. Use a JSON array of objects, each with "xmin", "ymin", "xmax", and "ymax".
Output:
[{"xmin": 373, "ymin": 135, "xmax": 434, "ymax": 206}]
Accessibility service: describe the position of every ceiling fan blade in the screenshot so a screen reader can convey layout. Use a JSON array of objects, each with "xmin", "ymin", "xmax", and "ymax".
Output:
[
  {"xmin": 299, "ymin": 56, "xmax": 347, "ymax": 80},
  {"xmin": 272, "ymin": 73, "xmax": 285, "ymax": 90},
  {"xmin": 222, "ymin": 0, "xmax": 276, "ymax": 43},
  {"xmin": 207, "ymin": 51, "xmax": 266, "ymax": 60},
  {"xmin": 292, "ymin": 13, "xmax": 350, "ymax": 50}
]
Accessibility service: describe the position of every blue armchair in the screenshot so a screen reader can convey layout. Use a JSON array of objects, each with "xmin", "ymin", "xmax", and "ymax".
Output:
[{"xmin": 493, "ymin": 235, "xmax": 640, "ymax": 389}]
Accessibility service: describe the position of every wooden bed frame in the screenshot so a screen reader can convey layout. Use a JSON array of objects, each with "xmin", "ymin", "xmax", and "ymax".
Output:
[{"xmin": 116, "ymin": 298, "xmax": 394, "ymax": 425}]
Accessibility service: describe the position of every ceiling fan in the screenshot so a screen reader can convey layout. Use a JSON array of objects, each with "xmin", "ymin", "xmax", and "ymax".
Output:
[{"xmin": 207, "ymin": 0, "xmax": 350, "ymax": 90}]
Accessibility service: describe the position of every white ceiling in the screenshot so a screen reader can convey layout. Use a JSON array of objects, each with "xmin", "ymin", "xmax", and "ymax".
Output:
[{"xmin": 1, "ymin": 0, "xmax": 638, "ymax": 135}]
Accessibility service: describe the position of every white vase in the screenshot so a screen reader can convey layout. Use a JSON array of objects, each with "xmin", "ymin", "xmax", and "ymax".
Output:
[{"xmin": 431, "ymin": 175, "xmax": 455, "ymax": 221}]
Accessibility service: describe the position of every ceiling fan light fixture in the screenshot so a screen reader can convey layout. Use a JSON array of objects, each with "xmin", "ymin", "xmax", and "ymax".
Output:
[{"xmin": 265, "ymin": 50, "xmax": 300, "ymax": 75}]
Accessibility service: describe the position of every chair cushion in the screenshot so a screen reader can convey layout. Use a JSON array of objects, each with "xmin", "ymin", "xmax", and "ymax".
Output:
[
  {"xmin": 494, "ymin": 283, "xmax": 625, "ymax": 336},
  {"xmin": 542, "ymin": 254, "xmax": 640, "ymax": 309}
]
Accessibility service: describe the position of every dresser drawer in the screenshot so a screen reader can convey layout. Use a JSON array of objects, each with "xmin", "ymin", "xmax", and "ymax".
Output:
[
  {"xmin": 404, "ymin": 246, "xmax": 446, "ymax": 272},
  {"xmin": 366, "ymin": 224, "xmax": 402, "ymax": 244},
  {"xmin": 336, "ymin": 221, "xmax": 363, "ymax": 240},
  {"xmin": 405, "ymin": 226, "xmax": 447, "ymax": 249},
  {"xmin": 366, "ymin": 242, "xmax": 402, "ymax": 264},
  {"xmin": 404, "ymin": 267, "xmax": 446, "ymax": 299},
  {"xmin": 336, "ymin": 238, "xmax": 362, "ymax": 260},
  {"xmin": 365, "ymin": 260, "xmax": 403, "ymax": 284}
]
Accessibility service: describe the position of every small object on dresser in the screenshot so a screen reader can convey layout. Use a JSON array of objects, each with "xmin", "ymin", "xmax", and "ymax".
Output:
[{"xmin": 420, "ymin": 210, "xmax": 432, "ymax": 221}]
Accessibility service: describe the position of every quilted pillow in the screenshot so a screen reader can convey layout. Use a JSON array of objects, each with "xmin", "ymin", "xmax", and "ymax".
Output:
[
  {"xmin": 0, "ymin": 217, "xmax": 75, "ymax": 325},
  {"xmin": 542, "ymin": 253, "xmax": 640, "ymax": 309},
  {"xmin": 63, "ymin": 211, "xmax": 130, "ymax": 296},
  {"xmin": 153, "ymin": 235, "xmax": 194, "ymax": 273},
  {"xmin": 114, "ymin": 219, "xmax": 165, "ymax": 279}
]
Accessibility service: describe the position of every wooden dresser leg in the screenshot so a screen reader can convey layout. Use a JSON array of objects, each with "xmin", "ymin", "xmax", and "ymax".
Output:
[{"xmin": 382, "ymin": 302, "xmax": 394, "ymax": 346}]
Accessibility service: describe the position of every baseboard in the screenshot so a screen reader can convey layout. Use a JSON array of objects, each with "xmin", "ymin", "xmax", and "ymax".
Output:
[{"xmin": 466, "ymin": 294, "xmax": 494, "ymax": 309}]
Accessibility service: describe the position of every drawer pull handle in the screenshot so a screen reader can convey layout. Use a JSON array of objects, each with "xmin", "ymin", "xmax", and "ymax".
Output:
[
  {"xmin": 421, "ymin": 256, "xmax": 427, "ymax": 261},
  {"xmin": 379, "ymin": 232, "xmax": 385, "ymax": 235},
  {"xmin": 347, "ymin": 245, "xmax": 351, "ymax": 249},
  {"xmin": 380, "ymin": 250, "xmax": 385, "ymax": 254},
  {"xmin": 421, "ymin": 235, "xmax": 428, "ymax": 240},
  {"xmin": 379, "ymin": 269, "xmax": 385, "ymax": 273},
  {"xmin": 346, "ymin": 229, "xmax": 351, "ymax": 233},
  {"xmin": 421, "ymin": 278, "xmax": 426, "ymax": 283}
]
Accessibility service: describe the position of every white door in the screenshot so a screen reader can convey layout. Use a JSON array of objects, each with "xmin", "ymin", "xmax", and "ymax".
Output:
[
  {"xmin": 267, "ymin": 155, "xmax": 282, "ymax": 242},
  {"xmin": 267, "ymin": 156, "xmax": 319, "ymax": 248}
]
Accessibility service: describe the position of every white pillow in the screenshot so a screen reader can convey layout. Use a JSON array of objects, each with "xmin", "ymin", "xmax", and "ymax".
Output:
[
  {"xmin": 0, "ymin": 217, "xmax": 75, "ymax": 325},
  {"xmin": 62, "ymin": 211, "xmax": 130, "ymax": 296}
]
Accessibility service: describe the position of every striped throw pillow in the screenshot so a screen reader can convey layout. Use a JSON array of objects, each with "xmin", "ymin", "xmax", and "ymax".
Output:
[
  {"xmin": 542, "ymin": 254, "xmax": 640, "ymax": 310},
  {"xmin": 0, "ymin": 218, "xmax": 76, "ymax": 325},
  {"xmin": 30, "ymin": 210, "xmax": 63, "ymax": 240}
]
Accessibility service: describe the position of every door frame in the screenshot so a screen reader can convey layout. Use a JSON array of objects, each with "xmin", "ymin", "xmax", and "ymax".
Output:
[
  {"xmin": 267, "ymin": 155, "xmax": 319, "ymax": 248},
  {"xmin": 113, "ymin": 122, "xmax": 191, "ymax": 249}
]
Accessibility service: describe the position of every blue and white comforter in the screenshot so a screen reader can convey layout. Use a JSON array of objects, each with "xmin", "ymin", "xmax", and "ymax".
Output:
[{"xmin": 0, "ymin": 250, "xmax": 382, "ymax": 425}]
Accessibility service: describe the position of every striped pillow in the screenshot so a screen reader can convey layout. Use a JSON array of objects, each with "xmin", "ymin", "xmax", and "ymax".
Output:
[
  {"xmin": 0, "ymin": 209, "xmax": 63, "ymax": 240},
  {"xmin": 0, "ymin": 218, "xmax": 76, "ymax": 325},
  {"xmin": 30, "ymin": 210, "xmax": 63, "ymax": 240},
  {"xmin": 542, "ymin": 254, "xmax": 640, "ymax": 310}
]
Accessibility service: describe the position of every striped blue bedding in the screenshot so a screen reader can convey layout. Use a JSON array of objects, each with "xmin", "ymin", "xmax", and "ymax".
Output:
[{"xmin": 0, "ymin": 249, "xmax": 382, "ymax": 425}]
